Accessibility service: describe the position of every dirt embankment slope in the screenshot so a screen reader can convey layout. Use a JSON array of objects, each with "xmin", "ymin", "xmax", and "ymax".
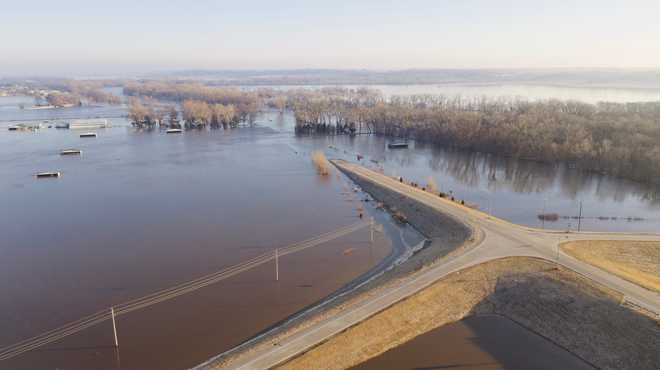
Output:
[
  {"xmin": 277, "ymin": 257, "xmax": 660, "ymax": 370},
  {"xmin": 561, "ymin": 240, "xmax": 660, "ymax": 292},
  {"xmin": 200, "ymin": 163, "xmax": 475, "ymax": 369},
  {"xmin": 337, "ymin": 164, "xmax": 473, "ymax": 270}
]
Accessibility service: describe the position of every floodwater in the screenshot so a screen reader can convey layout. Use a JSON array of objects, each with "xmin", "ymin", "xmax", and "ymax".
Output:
[
  {"xmin": 2, "ymin": 83, "xmax": 660, "ymax": 369},
  {"xmin": 0, "ymin": 95, "xmax": 126, "ymax": 124},
  {"xmin": 351, "ymin": 315, "xmax": 594, "ymax": 370},
  {"xmin": 0, "ymin": 118, "xmax": 417, "ymax": 369},
  {"xmin": 274, "ymin": 115, "xmax": 660, "ymax": 233}
]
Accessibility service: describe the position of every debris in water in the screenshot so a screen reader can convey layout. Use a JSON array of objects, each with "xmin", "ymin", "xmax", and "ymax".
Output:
[
  {"xmin": 538, "ymin": 213, "xmax": 560, "ymax": 221},
  {"xmin": 36, "ymin": 172, "xmax": 61, "ymax": 178}
]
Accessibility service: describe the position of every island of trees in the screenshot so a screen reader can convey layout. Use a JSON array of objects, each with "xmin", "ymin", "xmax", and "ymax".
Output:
[
  {"xmin": 288, "ymin": 88, "xmax": 660, "ymax": 185},
  {"xmin": 122, "ymin": 81, "xmax": 660, "ymax": 185}
]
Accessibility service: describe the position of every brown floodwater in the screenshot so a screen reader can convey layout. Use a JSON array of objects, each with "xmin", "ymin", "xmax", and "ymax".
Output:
[
  {"xmin": 4, "ymin": 95, "xmax": 660, "ymax": 369},
  {"xmin": 0, "ymin": 124, "xmax": 414, "ymax": 370},
  {"xmin": 351, "ymin": 315, "xmax": 594, "ymax": 370}
]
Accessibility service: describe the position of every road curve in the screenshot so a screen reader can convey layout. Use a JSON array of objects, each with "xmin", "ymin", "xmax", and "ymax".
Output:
[{"xmin": 213, "ymin": 159, "xmax": 660, "ymax": 370}]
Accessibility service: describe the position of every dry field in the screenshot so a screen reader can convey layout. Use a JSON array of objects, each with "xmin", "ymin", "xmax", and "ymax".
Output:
[{"xmin": 561, "ymin": 240, "xmax": 660, "ymax": 292}]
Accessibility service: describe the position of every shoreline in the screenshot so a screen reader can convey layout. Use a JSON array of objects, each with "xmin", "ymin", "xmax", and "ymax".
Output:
[
  {"xmin": 207, "ymin": 160, "xmax": 660, "ymax": 370},
  {"xmin": 197, "ymin": 160, "xmax": 474, "ymax": 369}
]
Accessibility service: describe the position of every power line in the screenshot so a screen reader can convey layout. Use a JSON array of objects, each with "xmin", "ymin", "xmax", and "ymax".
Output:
[{"xmin": 0, "ymin": 221, "xmax": 368, "ymax": 362}]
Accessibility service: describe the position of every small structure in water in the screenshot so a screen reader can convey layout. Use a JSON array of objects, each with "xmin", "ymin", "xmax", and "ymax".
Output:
[
  {"xmin": 8, "ymin": 123, "xmax": 41, "ymax": 131},
  {"xmin": 36, "ymin": 171, "xmax": 61, "ymax": 178},
  {"xmin": 166, "ymin": 128, "xmax": 182, "ymax": 134},
  {"xmin": 69, "ymin": 119, "xmax": 108, "ymax": 129},
  {"xmin": 80, "ymin": 132, "xmax": 97, "ymax": 138},
  {"xmin": 388, "ymin": 142, "xmax": 409, "ymax": 149},
  {"xmin": 60, "ymin": 149, "xmax": 82, "ymax": 156}
]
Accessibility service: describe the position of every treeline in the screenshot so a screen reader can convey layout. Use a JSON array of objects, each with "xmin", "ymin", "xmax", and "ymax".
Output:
[
  {"xmin": 290, "ymin": 88, "xmax": 660, "ymax": 185},
  {"xmin": 64, "ymin": 80, "xmax": 122, "ymax": 105},
  {"xmin": 39, "ymin": 79, "xmax": 122, "ymax": 105},
  {"xmin": 45, "ymin": 92, "xmax": 81, "ymax": 107},
  {"xmin": 123, "ymin": 82, "xmax": 265, "ymax": 124},
  {"xmin": 128, "ymin": 97, "xmax": 241, "ymax": 129},
  {"xmin": 128, "ymin": 98, "xmax": 179, "ymax": 128}
]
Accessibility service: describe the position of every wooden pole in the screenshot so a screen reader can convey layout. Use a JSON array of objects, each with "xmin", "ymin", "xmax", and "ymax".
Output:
[
  {"xmin": 577, "ymin": 201, "xmax": 583, "ymax": 232},
  {"xmin": 111, "ymin": 307, "xmax": 119, "ymax": 348},
  {"xmin": 275, "ymin": 248, "xmax": 279, "ymax": 281}
]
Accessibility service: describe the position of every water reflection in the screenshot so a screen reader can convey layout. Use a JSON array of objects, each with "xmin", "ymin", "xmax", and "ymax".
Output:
[
  {"xmin": 286, "ymin": 116, "xmax": 660, "ymax": 232},
  {"xmin": 394, "ymin": 141, "xmax": 660, "ymax": 204}
]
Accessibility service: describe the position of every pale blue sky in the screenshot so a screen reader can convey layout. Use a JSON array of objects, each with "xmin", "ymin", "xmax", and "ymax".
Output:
[{"xmin": 1, "ymin": 0, "xmax": 658, "ymax": 76}]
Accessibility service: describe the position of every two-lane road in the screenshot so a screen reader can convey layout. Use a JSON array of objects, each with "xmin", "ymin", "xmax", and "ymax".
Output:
[{"xmin": 207, "ymin": 160, "xmax": 659, "ymax": 370}]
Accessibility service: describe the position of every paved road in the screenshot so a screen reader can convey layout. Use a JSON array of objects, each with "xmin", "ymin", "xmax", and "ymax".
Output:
[{"xmin": 211, "ymin": 160, "xmax": 660, "ymax": 370}]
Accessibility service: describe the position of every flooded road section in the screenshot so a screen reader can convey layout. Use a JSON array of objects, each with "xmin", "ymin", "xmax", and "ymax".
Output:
[
  {"xmin": 287, "ymin": 127, "xmax": 660, "ymax": 233},
  {"xmin": 0, "ymin": 124, "xmax": 418, "ymax": 370},
  {"xmin": 351, "ymin": 315, "xmax": 594, "ymax": 370}
]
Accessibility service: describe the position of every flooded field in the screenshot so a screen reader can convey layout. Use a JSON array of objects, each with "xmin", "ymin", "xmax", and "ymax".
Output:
[
  {"xmin": 2, "ymin": 83, "xmax": 660, "ymax": 369},
  {"xmin": 0, "ymin": 122, "xmax": 415, "ymax": 369},
  {"xmin": 351, "ymin": 315, "xmax": 594, "ymax": 370},
  {"xmin": 274, "ymin": 116, "xmax": 660, "ymax": 233}
]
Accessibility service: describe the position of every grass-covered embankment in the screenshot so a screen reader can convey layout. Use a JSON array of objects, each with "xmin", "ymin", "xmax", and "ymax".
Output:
[{"xmin": 277, "ymin": 257, "xmax": 660, "ymax": 370}]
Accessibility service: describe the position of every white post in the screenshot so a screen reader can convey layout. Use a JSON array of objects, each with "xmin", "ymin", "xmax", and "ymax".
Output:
[
  {"xmin": 370, "ymin": 217, "xmax": 374, "ymax": 244},
  {"xmin": 111, "ymin": 307, "xmax": 119, "ymax": 348},
  {"xmin": 275, "ymin": 248, "xmax": 279, "ymax": 281}
]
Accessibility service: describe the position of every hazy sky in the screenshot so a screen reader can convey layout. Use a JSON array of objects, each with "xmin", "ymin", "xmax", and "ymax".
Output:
[{"xmin": 2, "ymin": 0, "xmax": 659, "ymax": 76}]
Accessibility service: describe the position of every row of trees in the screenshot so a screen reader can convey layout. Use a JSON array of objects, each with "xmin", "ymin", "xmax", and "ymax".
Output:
[
  {"xmin": 45, "ymin": 92, "xmax": 82, "ymax": 107},
  {"xmin": 181, "ymin": 100, "xmax": 238, "ymax": 128},
  {"xmin": 128, "ymin": 98, "xmax": 178, "ymax": 127},
  {"xmin": 38, "ymin": 79, "xmax": 122, "ymax": 105},
  {"xmin": 124, "ymin": 82, "xmax": 261, "ymax": 124},
  {"xmin": 128, "ymin": 98, "xmax": 240, "ymax": 129},
  {"xmin": 289, "ymin": 89, "xmax": 660, "ymax": 185}
]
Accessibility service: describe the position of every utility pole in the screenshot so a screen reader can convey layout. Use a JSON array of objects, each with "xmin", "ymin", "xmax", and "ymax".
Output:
[
  {"xmin": 577, "ymin": 201, "xmax": 583, "ymax": 232},
  {"xmin": 111, "ymin": 307, "xmax": 119, "ymax": 348},
  {"xmin": 541, "ymin": 197, "xmax": 547, "ymax": 229},
  {"xmin": 370, "ymin": 217, "xmax": 374, "ymax": 244},
  {"xmin": 275, "ymin": 248, "xmax": 279, "ymax": 281}
]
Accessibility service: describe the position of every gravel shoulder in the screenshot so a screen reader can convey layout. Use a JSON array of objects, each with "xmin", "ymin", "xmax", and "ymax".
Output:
[{"xmin": 561, "ymin": 240, "xmax": 660, "ymax": 292}]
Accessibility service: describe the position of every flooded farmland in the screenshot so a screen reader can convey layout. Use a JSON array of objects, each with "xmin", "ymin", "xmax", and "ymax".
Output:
[
  {"xmin": 351, "ymin": 315, "xmax": 594, "ymax": 370},
  {"xmin": 0, "ymin": 119, "xmax": 413, "ymax": 369},
  {"xmin": 2, "ymin": 83, "xmax": 660, "ymax": 369}
]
